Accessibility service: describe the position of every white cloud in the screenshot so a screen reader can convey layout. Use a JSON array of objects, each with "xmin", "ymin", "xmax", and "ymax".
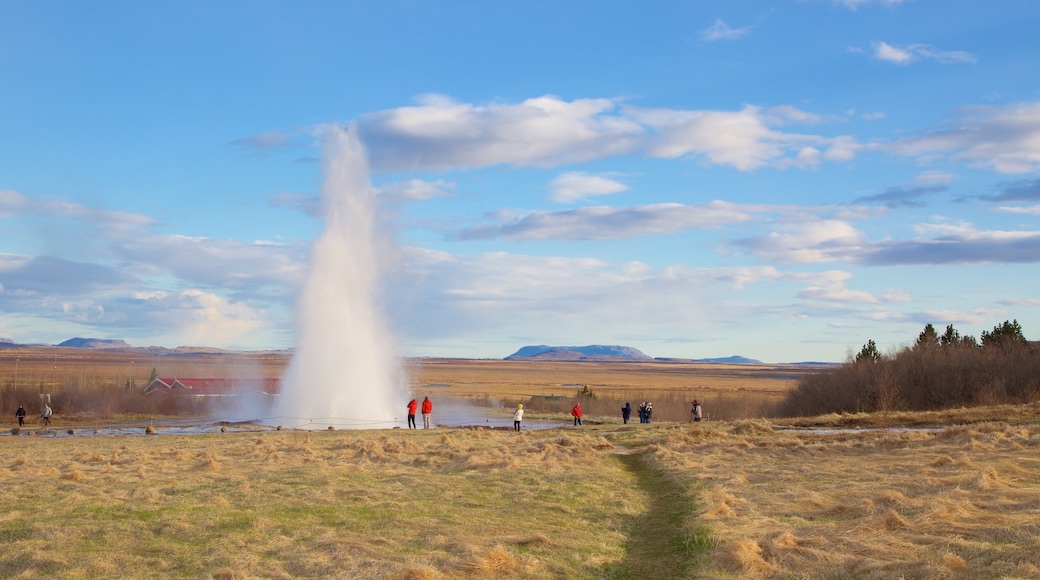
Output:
[
  {"xmin": 113, "ymin": 234, "xmax": 307, "ymax": 293},
  {"xmin": 702, "ymin": 19, "xmax": 752, "ymax": 41},
  {"xmin": 359, "ymin": 94, "xmax": 645, "ymax": 170},
  {"xmin": 143, "ymin": 289, "xmax": 271, "ymax": 349},
  {"xmin": 352, "ymin": 96, "xmax": 861, "ymax": 173},
  {"xmin": 735, "ymin": 219, "xmax": 865, "ymax": 264},
  {"xmin": 630, "ymin": 104, "xmax": 857, "ymax": 170},
  {"xmin": 996, "ymin": 204, "xmax": 1040, "ymax": 216},
  {"xmin": 793, "ymin": 270, "xmax": 879, "ymax": 304},
  {"xmin": 547, "ymin": 172, "xmax": 628, "ymax": 203},
  {"xmin": 871, "ymin": 41, "xmax": 977, "ymax": 65},
  {"xmin": 887, "ymin": 102, "xmax": 1040, "ymax": 174}
]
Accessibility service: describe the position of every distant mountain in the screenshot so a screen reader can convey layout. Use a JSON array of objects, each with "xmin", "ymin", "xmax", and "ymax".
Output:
[
  {"xmin": 697, "ymin": 355, "xmax": 763, "ymax": 364},
  {"xmin": 58, "ymin": 337, "xmax": 134, "ymax": 349},
  {"xmin": 505, "ymin": 345, "xmax": 653, "ymax": 361}
]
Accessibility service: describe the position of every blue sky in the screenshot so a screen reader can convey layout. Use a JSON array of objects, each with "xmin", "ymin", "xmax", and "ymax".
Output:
[{"xmin": 1, "ymin": 0, "xmax": 1039, "ymax": 362}]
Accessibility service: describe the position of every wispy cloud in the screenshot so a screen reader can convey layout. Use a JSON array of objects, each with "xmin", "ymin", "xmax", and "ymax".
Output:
[
  {"xmin": 834, "ymin": 0, "xmax": 907, "ymax": 9},
  {"xmin": 871, "ymin": 41, "xmax": 977, "ymax": 65},
  {"xmin": 986, "ymin": 178, "xmax": 1040, "ymax": 202},
  {"xmin": 547, "ymin": 172, "xmax": 628, "ymax": 203},
  {"xmin": 451, "ymin": 201, "xmax": 759, "ymax": 241},
  {"xmin": 702, "ymin": 19, "xmax": 752, "ymax": 41},
  {"xmin": 886, "ymin": 102, "xmax": 1040, "ymax": 174},
  {"xmin": 852, "ymin": 184, "xmax": 947, "ymax": 208},
  {"xmin": 861, "ymin": 228, "xmax": 1040, "ymax": 265},
  {"xmin": 378, "ymin": 178, "xmax": 456, "ymax": 202},
  {"xmin": 228, "ymin": 130, "xmax": 306, "ymax": 155}
]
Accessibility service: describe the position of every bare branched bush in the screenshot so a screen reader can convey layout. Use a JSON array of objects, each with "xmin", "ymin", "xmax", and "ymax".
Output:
[{"xmin": 777, "ymin": 337, "xmax": 1039, "ymax": 417}]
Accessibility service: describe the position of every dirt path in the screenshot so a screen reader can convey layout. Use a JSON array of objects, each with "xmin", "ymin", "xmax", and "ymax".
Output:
[{"xmin": 613, "ymin": 450, "xmax": 709, "ymax": 579}]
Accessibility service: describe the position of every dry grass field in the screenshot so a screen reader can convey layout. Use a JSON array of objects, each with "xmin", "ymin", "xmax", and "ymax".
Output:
[
  {"xmin": 4, "ymin": 349, "xmax": 1040, "ymax": 578},
  {"xmin": 4, "ymin": 407, "xmax": 1040, "ymax": 578}
]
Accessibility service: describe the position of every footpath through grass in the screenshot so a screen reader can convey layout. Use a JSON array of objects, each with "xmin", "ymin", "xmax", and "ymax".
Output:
[{"xmin": 614, "ymin": 449, "xmax": 711, "ymax": 579}]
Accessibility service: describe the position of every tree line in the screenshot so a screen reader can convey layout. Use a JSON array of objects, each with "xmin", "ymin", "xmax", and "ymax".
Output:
[{"xmin": 776, "ymin": 319, "xmax": 1039, "ymax": 417}]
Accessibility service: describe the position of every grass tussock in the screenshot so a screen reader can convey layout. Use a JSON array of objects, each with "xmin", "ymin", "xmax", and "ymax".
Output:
[
  {"xmin": 624, "ymin": 416, "xmax": 1040, "ymax": 578},
  {"xmin": 0, "ymin": 427, "xmax": 642, "ymax": 579}
]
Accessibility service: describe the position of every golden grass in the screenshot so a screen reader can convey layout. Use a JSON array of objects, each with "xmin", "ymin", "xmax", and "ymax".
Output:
[
  {"xmin": 6, "ymin": 344, "xmax": 1040, "ymax": 580},
  {"xmin": 621, "ymin": 419, "xmax": 1040, "ymax": 578},
  {"xmin": 0, "ymin": 428, "xmax": 653, "ymax": 579}
]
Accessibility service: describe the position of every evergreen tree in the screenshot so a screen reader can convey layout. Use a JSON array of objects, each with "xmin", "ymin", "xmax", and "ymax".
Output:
[
  {"xmin": 914, "ymin": 324, "xmax": 939, "ymax": 350},
  {"xmin": 856, "ymin": 339, "xmax": 881, "ymax": 364},
  {"xmin": 981, "ymin": 319, "xmax": 1028, "ymax": 350}
]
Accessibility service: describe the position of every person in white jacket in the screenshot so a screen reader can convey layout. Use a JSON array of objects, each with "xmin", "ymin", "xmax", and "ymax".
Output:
[
  {"xmin": 513, "ymin": 404, "xmax": 524, "ymax": 432},
  {"xmin": 41, "ymin": 404, "xmax": 52, "ymax": 426}
]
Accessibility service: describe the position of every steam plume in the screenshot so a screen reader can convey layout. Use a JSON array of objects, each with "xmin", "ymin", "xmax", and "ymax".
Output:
[{"xmin": 273, "ymin": 125, "xmax": 404, "ymax": 428}]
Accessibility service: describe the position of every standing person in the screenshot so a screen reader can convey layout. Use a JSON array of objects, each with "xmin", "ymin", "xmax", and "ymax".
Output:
[
  {"xmin": 406, "ymin": 399, "xmax": 418, "ymax": 429},
  {"xmin": 571, "ymin": 403, "xmax": 583, "ymax": 426},
  {"xmin": 421, "ymin": 396, "xmax": 433, "ymax": 429},
  {"xmin": 645, "ymin": 401, "xmax": 653, "ymax": 424},
  {"xmin": 638, "ymin": 402, "xmax": 647, "ymax": 424},
  {"xmin": 16, "ymin": 405, "xmax": 26, "ymax": 427},
  {"xmin": 691, "ymin": 400, "xmax": 702, "ymax": 422},
  {"xmin": 622, "ymin": 402, "xmax": 632, "ymax": 424},
  {"xmin": 41, "ymin": 403, "xmax": 52, "ymax": 426},
  {"xmin": 513, "ymin": 403, "xmax": 524, "ymax": 432}
]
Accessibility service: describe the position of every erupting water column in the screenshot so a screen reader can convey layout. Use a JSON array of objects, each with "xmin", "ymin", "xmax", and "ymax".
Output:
[{"xmin": 273, "ymin": 125, "xmax": 404, "ymax": 428}]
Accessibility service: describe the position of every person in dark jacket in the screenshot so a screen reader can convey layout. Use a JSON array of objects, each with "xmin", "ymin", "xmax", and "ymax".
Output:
[
  {"xmin": 16, "ymin": 405, "xmax": 26, "ymax": 427},
  {"xmin": 622, "ymin": 402, "xmax": 632, "ymax": 424}
]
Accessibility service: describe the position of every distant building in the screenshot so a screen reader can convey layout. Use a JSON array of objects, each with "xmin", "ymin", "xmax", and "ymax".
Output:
[{"xmin": 142, "ymin": 377, "xmax": 280, "ymax": 397}]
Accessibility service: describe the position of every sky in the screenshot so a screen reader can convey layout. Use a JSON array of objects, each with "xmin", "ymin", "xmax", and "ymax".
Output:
[{"xmin": 1, "ymin": 0, "xmax": 1039, "ymax": 363}]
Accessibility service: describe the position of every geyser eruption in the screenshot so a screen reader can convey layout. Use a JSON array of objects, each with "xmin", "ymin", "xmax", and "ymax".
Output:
[{"xmin": 273, "ymin": 125, "xmax": 404, "ymax": 428}]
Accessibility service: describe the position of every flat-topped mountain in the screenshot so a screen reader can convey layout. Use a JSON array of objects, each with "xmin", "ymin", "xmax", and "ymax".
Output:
[
  {"xmin": 58, "ymin": 337, "xmax": 134, "ymax": 349},
  {"xmin": 505, "ymin": 345, "xmax": 653, "ymax": 361}
]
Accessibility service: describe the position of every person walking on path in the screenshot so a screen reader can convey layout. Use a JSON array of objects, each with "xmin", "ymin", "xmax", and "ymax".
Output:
[
  {"xmin": 41, "ymin": 404, "xmax": 52, "ymax": 426},
  {"xmin": 406, "ymin": 399, "xmax": 418, "ymax": 429},
  {"xmin": 513, "ymin": 404, "xmax": 524, "ymax": 432},
  {"xmin": 645, "ymin": 401, "xmax": 653, "ymax": 424},
  {"xmin": 571, "ymin": 403, "xmax": 583, "ymax": 426},
  {"xmin": 691, "ymin": 400, "xmax": 702, "ymax": 422},
  {"xmin": 622, "ymin": 402, "xmax": 632, "ymax": 424},
  {"xmin": 421, "ymin": 396, "xmax": 433, "ymax": 429},
  {"xmin": 638, "ymin": 402, "xmax": 647, "ymax": 424},
  {"xmin": 16, "ymin": 405, "xmax": 26, "ymax": 427}
]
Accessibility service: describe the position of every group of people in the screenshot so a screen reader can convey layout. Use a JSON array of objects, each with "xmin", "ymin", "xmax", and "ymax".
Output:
[
  {"xmin": 405, "ymin": 396, "xmax": 433, "ymax": 429},
  {"xmin": 14, "ymin": 403, "xmax": 51, "ymax": 427},
  {"xmin": 637, "ymin": 401, "xmax": 654, "ymax": 423},
  {"xmin": 618, "ymin": 400, "xmax": 704, "ymax": 424},
  {"xmin": 401, "ymin": 396, "xmax": 702, "ymax": 432}
]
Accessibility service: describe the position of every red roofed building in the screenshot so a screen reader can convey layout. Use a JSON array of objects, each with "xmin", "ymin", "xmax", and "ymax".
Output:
[{"xmin": 142, "ymin": 377, "xmax": 280, "ymax": 397}]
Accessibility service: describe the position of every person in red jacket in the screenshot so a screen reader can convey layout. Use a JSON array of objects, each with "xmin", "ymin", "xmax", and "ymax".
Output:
[
  {"xmin": 571, "ymin": 403, "xmax": 583, "ymax": 426},
  {"xmin": 406, "ymin": 399, "xmax": 418, "ymax": 429},
  {"xmin": 421, "ymin": 396, "xmax": 433, "ymax": 429}
]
